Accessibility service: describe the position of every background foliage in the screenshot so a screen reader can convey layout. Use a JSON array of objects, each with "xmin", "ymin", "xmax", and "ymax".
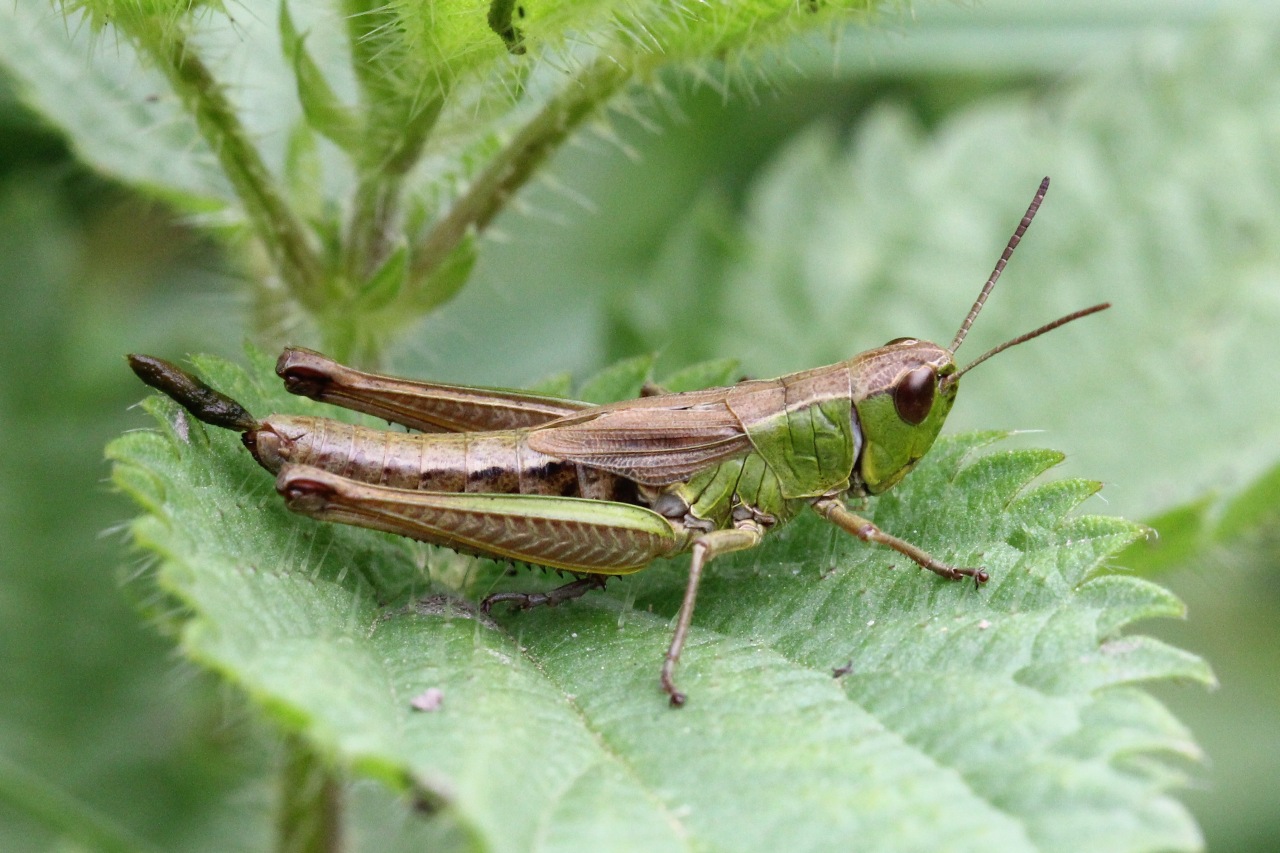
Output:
[{"xmin": 2, "ymin": 0, "xmax": 1278, "ymax": 850}]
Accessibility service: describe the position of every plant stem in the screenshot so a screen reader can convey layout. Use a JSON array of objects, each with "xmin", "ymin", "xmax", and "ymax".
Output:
[
  {"xmin": 0, "ymin": 753, "xmax": 159, "ymax": 853},
  {"xmin": 407, "ymin": 58, "xmax": 631, "ymax": 287},
  {"xmin": 341, "ymin": 0, "xmax": 444, "ymax": 284},
  {"xmin": 342, "ymin": 94, "xmax": 442, "ymax": 284},
  {"xmin": 277, "ymin": 733, "xmax": 342, "ymax": 853},
  {"xmin": 128, "ymin": 18, "xmax": 325, "ymax": 311}
]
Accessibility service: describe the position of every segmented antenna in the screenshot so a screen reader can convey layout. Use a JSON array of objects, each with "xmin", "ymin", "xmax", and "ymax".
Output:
[
  {"xmin": 950, "ymin": 176, "xmax": 1050, "ymax": 353},
  {"xmin": 948, "ymin": 302, "xmax": 1111, "ymax": 384}
]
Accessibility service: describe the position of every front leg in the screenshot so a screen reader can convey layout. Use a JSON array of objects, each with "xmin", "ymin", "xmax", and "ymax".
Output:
[{"xmin": 811, "ymin": 497, "xmax": 989, "ymax": 586}]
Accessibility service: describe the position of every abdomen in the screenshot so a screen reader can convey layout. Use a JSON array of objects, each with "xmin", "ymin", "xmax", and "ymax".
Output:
[{"xmin": 244, "ymin": 415, "xmax": 637, "ymax": 503}]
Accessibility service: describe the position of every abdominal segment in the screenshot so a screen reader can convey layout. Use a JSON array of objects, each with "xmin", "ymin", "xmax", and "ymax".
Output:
[{"xmin": 244, "ymin": 415, "xmax": 637, "ymax": 504}]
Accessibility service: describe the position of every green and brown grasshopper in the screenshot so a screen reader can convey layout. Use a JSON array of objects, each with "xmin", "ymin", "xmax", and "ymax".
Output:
[{"xmin": 129, "ymin": 177, "xmax": 1106, "ymax": 706}]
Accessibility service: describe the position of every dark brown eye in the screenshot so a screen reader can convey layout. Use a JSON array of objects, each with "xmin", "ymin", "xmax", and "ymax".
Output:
[{"xmin": 893, "ymin": 365, "xmax": 936, "ymax": 425}]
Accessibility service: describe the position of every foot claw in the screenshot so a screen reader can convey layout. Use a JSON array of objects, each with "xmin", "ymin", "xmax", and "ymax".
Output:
[
  {"xmin": 481, "ymin": 592, "xmax": 543, "ymax": 612},
  {"xmin": 481, "ymin": 576, "xmax": 604, "ymax": 614},
  {"xmin": 660, "ymin": 671, "xmax": 687, "ymax": 708},
  {"xmin": 935, "ymin": 563, "xmax": 988, "ymax": 587}
]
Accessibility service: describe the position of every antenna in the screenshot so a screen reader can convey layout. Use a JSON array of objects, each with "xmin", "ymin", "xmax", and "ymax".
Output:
[
  {"xmin": 950, "ymin": 176, "xmax": 1050, "ymax": 353},
  {"xmin": 946, "ymin": 302, "xmax": 1111, "ymax": 386}
]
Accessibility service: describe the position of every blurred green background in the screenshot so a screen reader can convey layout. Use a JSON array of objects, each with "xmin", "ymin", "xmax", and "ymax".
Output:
[{"xmin": 2, "ymin": 1, "xmax": 1279, "ymax": 850}]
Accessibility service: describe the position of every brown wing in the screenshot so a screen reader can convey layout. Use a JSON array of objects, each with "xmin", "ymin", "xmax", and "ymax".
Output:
[{"xmin": 526, "ymin": 388, "xmax": 752, "ymax": 486}]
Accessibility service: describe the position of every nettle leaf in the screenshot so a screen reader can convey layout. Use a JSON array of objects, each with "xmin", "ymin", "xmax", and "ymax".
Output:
[{"xmin": 109, "ymin": 350, "xmax": 1209, "ymax": 851}]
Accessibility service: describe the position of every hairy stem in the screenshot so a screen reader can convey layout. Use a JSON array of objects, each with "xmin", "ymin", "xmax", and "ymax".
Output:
[
  {"xmin": 0, "ymin": 753, "xmax": 159, "ymax": 853},
  {"xmin": 127, "ymin": 18, "xmax": 324, "ymax": 310},
  {"xmin": 342, "ymin": 93, "xmax": 441, "ymax": 284},
  {"xmin": 277, "ymin": 733, "xmax": 342, "ymax": 853},
  {"xmin": 341, "ymin": 0, "xmax": 443, "ymax": 283},
  {"xmin": 408, "ymin": 58, "xmax": 630, "ymax": 286}
]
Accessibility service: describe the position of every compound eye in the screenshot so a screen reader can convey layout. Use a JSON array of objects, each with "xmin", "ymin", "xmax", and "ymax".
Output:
[
  {"xmin": 893, "ymin": 365, "xmax": 936, "ymax": 425},
  {"xmin": 885, "ymin": 336, "xmax": 918, "ymax": 346}
]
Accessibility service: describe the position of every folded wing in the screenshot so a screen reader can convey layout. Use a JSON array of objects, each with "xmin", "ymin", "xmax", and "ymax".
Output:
[{"xmin": 527, "ymin": 391, "xmax": 752, "ymax": 486}]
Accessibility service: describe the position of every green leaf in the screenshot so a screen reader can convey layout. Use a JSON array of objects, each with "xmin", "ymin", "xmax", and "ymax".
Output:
[
  {"xmin": 576, "ymin": 353, "xmax": 654, "ymax": 404},
  {"xmin": 657, "ymin": 357, "xmax": 740, "ymax": 393},
  {"xmin": 405, "ymin": 236, "xmax": 476, "ymax": 315},
  {"xmin": 0, "ymin": 3, "xmax": 234, "ymax": 209},
  {"xmin": 359, "ymin": 244, "xmax": 408, "ymax": 312},
  {"xmin": 525, "ymin": 372, "xmax": 575, "ymax": 399},
  {"xmin": 110, "ymin": 350, "xmax": 1209, "ymax": 852},
  {"xmin": 1214, "ymin": 459, "xmax": 1280, "ymax": 546},
  {"xmin": 279, "ymin": 1, "xmax": 362, "ymax": 154},
  {"xmin": 1113, "ymin": 499, "xmax": 1211, "ymax": 578},
  {"xmin": 1118, "ymin": 458, "xmax": 1280, "ymax": 576}
]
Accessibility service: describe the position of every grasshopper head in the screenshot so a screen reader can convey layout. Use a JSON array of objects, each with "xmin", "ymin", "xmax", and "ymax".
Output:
[
  {"xmin": 850, "ymin": 177, "xmax": 1109, "ymax": 496},
  {"xmin": 850, "ymin": 339, "xmax": 959, "ymax": 495}
]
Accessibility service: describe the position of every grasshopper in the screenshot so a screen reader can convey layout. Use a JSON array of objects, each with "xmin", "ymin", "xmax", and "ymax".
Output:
[{"xmin": 129, "ymin": 177, "xmax": 1107, "ymax": 706}]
